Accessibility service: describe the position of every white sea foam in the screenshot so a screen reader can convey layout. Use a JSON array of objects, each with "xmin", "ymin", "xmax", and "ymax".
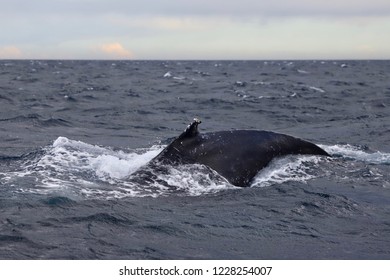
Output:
[
  {"xmin": 297, "ymin": 69, "xmax": 309, "ymax": 74},
  {"xmin": 308, "ymin": 86, "xmax": 326, "ymax": 93},
  {"xmin": 163, "ymin": 71, "xmax": 172, "ymax": 78},
  {"xmin": 319, "ymin": 144, "xmax": 390, "ymax": 165},
  {"xmin": 154, "ymin": 164, "xmax": 236, "ymax": 196},
  {"xmin": 251, "ymin": 156, "xmax": 321, "ymax": 188},
  {"xmin": 251, "ymin": 144, "xmax": 390, "ymax": 188},
  {"xmin": 2, "ymin": 137, "xmax": 163, "ymax": 198},
  {"xmin": 53, "ymin": 137, "xmax": 162, "ymax": 176}
]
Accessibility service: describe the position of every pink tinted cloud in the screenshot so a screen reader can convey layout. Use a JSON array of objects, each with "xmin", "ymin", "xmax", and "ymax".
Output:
[
  {"xmin": 100, "ymin": 43, "xmax": 133, "ymax": 59},
  {"xmin": 0, "ymin": 46, "xmax": 23, "ymax": 59}
]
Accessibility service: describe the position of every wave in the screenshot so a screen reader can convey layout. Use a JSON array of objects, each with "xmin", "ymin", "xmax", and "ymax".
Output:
[
  {"xmin": 1, "ymin": 138, "xmax": 389, "ymax": 199},
  {"xmin": 0, "ymin": 137, "xmax": 163, "ymax": 199},
  {"xmin": 320, "ymin": 144, "xmax": 390, "ymax": 165},
  {"xmin": 251, "ymin": 155, "xmax": 322, "ymax": 188},
  {"xmin": 0, "ymin": 114, "xmax": 72, "ymax": 127}
]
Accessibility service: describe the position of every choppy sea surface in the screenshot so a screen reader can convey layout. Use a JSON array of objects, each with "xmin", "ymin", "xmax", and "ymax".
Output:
[{"xmin": 0, "ymin": 60, "xmax": 389, "ymax": 259}]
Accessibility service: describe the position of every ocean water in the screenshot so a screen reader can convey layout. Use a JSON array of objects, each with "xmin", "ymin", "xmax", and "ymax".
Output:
[{"xmin": 0, "ymin": 60, "xmax": 389, "ymax": 259}]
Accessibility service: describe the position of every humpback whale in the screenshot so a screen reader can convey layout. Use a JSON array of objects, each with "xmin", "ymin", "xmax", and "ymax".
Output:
[{"xmin": 149, "ymin": 119, "xmax": 330, "ymax": 187}]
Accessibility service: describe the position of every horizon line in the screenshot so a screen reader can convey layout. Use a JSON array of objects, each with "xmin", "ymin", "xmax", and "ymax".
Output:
[{"xmin": 1, "ymin": 58, "xmax": 390, "ymax": 61}]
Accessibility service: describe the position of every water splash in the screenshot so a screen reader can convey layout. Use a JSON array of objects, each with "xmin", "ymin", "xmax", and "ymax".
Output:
[
  {"xmin": 2, "ymin": 138, "xmax": 389, "ymax": 199},
  {"xmin": 320, "ymin": 144, "xmax": 390, "ymax": 165},
  {"xmin": 251, "ymin": 156, "xmax": 321, "ymax": 188}
]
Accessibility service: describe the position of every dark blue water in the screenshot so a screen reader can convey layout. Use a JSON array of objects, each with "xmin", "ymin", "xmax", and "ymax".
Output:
[{"xmin": 0, "ymin": 60, "xmax": 389, "ymax": 259}]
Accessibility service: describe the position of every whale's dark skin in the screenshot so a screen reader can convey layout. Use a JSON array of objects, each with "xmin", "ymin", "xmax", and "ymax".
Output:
[{"xmin": 151, "ymin": 119, "xmax": 330, "ymax": 187}]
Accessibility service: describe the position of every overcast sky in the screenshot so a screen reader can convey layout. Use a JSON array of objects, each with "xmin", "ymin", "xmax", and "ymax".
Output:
[{"xmin": 1, "ymin": 0, "xmax": 390, "ymax": 59}]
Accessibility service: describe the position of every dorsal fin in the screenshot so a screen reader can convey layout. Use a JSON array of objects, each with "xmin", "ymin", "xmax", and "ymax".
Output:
[{"xmin": 178, "ymin": 118, "xmax": 201, "ymax": 139}]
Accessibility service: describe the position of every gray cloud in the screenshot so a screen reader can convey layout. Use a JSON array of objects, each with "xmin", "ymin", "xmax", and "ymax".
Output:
[{"xmin": 2, "ymin": 0, "xmax": 390, "ymax": 18}]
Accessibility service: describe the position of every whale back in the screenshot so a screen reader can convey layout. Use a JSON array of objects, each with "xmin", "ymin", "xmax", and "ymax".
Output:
[{"xmin": 152, "ymin": 120, "xmax": 329, "ymax": 187}]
